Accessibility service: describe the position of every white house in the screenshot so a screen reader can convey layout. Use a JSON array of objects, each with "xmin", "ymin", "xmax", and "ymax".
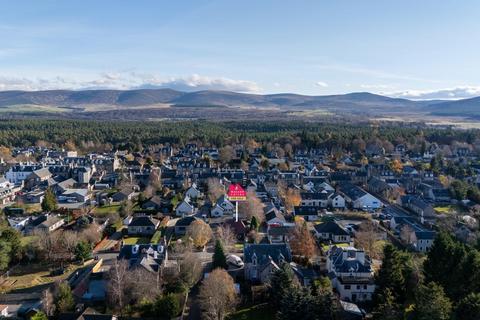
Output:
[
  {"xmin": 185, "ymin": 183, "xmax": 201, "ymax": 199},
  {"xmin": 216, "ymin": 195, "xmax": 235, "ymax": 215},
  {"xmin": 175, "ymin": 199, "xmax": 195, "ymax": 217},
  {"xmin": 327, "ymin": 246, "xmax": 375, "ymax": 302},
  {"xmin": 340, "ymin": 184, "xmax": 382, "ymax": 210},
  {"xmin": 329, "ymin": 193, "xmax": 346, "ymax": 209}
]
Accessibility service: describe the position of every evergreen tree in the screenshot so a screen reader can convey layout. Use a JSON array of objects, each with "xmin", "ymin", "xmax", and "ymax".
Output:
[
  {"xmin": 74, "ymin": 241, "xmax": 92, "ymax": 262},
  {"xmin": 0, "ymin": 240, "xmax": 11, "ymax": 271},
  {"xmin": 212, "ymin": 239, "xmax": 228, "ymax": 270},
  {"xmin": 250, "ymin": 215, "xmax": 259, "ymax": 231},
  {"xmin": 55, "ymin": 282, "xmax": 75, "ymax": 314},
  {"xmin": 414, "ymin": 282, "xmax": 452, "ymax": 320},
  {"xmin": 424, "ymin": 232, "xmax": 466, "ymax": 299},
  {"xmin": 375, "ymin": 244, "xmax": 412, "ymax": 304},
  {"xmin": 372, "ymin": 288, "xmax": 403, "ymax": 320},
  {"xmin": 41, "ymin": 188, "xmax": 57, "ymax": 212},
  {"xmin": 0, "ymin": 227, "xmax": 21, "ymax": 262},
  {"xmin": 155, "ymin": 293, "xmax": 181, "ymax": 318},
  {"xmin": 455, "ymin": 292, "xmax": 480, "ymax": 320},
  {"xmin": 268, "ymin": 263, "xmax": 295, "ymax": 308}
]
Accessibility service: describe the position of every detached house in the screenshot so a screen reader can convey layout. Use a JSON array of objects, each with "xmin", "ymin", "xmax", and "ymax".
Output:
[
  {"xmin": 175, "ymin": 198, "xmax": 195, "ymax": 217},
  {"xmin": 340, "ymin": 184, "xmax": 382, "ymax": 210},
  {"xmin": 243, "ymin": 243, "xmax": 292, "ymax": 283},
  {"xmin": 127, "ymin": 216, "xmax": 160, "ymax": 236},
  {"xmin": 314, "ymin": 221, "xmax": 351, "ymax": 243},
  {"xmin": 327, "ymin": 246, "xmax": 375, "ymax": 302}
]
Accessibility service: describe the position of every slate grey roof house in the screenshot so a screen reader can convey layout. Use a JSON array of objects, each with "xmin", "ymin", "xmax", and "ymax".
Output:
[
  {"xmin": 127, "ymin": 215, "xmax": 160, "ymax": 236},
  {"xmin": 243, "ymin": 243, "xmax": 292, "ymax": 283}
]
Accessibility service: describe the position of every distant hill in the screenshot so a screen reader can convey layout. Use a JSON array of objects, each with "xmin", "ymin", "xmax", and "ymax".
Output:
[
  {"xmin": 0, "ymin": 89, "xmax": 429, "ymax": 111},
  {"xmin": 427, "ymin": 96, "xmax": 480, "ymax": 118},
  {"xmin": 1, "ymin": 88, "xmax": 480, "ymax": 119}
]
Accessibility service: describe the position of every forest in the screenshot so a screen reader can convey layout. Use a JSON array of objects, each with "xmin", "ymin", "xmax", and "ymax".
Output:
[{"xmin": 0, "ymin": 119, "xmax": 478, "ymax": 152}]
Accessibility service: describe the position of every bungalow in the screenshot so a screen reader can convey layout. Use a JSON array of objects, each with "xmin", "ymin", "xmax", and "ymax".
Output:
[
  {"xmin": 141, "ymin": 196, "xmax": 162, "ymax": 211},
  {"xmin": 314, "ymin": 221, "xmax": 351, "ymax": 243},
  {"xmin": 339, "ymin": 184, "xmax": 383, "ymax": 210},
  {"xmin": 127, "ymin": 216, "xmax": 160, "ymax": 236},
  {"xmin": 36, "ymin": 215, "xmax": 65, "ymax": 233},
  {"xmin": 174, "ymin": 216, "xmax": 199, "ymax": 236},
  {"xmin": 267, "ymin": 225, "xmax": 294, "ymax": 244},
  {"xmin": 111, "ymin": 189, "xmax": 135, "ymax": 202}
]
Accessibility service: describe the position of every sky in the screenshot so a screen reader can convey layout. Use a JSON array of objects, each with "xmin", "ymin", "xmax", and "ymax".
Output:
[{"xmin": 1, "ymin": 0, "xmax": 480, "ymax": 99}]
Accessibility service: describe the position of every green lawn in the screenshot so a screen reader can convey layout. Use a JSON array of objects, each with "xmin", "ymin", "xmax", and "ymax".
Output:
[
  {"xmin": 434, "ymin": 205, "xmax": 463, "ymax": 214},
  {"xmin": 94, "ymin": 204, "xmax": 120, "ymax": 216},
  {"xmin": 123, "ymin": 237, "xmax": 150, "ymax": 245},
  {"xmin": 321, "ymin": 242, "xmax": 350, "ymax": 251},
  {"xmin": 228, "ymin": 303, "xmax": 275, "ymax": 320},
  {"xmin": 150, "ymin": 229, "xmax": 163, "ymax": 244}
]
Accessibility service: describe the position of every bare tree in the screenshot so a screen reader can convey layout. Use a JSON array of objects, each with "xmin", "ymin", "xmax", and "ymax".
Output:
[
  {"xmin": 199, "ymin": 269, "xmax": 237, "ymax": 320},
  {"xmin": 400, "ymin": 224, "xmax": 417, "ymax": 246},
  {"xmin": 179, "ymin": 251, "xmax": 203, "ymax": 289},
  {"xmin": 80, "ymin": 223, "xmax": 102, "ymax": 245},
  {"xmin": 219, "ymin": 146, "xmax": 235, "ymax": 165},
  {"xmin": 129, "ymin": 267, "xmax": 162, "ymax": 302},
  {"xmin": 215, "ymin": 225, "xmax": 236, "ymax": 252},
  {"xmin": 207, "ymin": 178, "xmax": 225, "ymax": 203},
  {"xmin": 41, "ymin": 288, "xmax": 55, "ymax": 316},
  {"xmin": 354, "ymin": 220, "xmax": 382, "ymax": 259},
  {"xmin": 186, "ymin": 220, "xmax": 213, "ymax": 248},
  {"xmin": 239, "ymin": 190, "xmax": 264, "ymax": 223},
  {"xmin": 107, "ymin": 260, "xmax": 130, "ymax": 312}
]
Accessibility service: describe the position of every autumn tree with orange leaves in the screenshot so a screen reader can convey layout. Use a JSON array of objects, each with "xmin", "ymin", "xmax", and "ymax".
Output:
[{"xmin": 289, "ymin": 221, "xmax": 316, "ymax": 260}]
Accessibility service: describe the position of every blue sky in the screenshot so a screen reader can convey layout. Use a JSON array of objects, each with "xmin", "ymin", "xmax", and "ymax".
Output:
[{"xmin": 1, "ymin": 0, "xmax": 479, "ymax": 99}]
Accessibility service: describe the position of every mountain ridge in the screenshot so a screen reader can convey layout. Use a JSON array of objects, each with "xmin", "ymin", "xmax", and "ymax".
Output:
[{"xmin": 0, "ymin": 88, "xmax": 478, "ymax": 117}]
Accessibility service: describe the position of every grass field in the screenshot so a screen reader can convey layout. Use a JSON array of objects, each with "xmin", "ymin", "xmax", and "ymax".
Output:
[
  {"xmin": 0, "ymin": 262, "xmax": 89, "ymax": 293},
  {"xmin": 228, "ymin": 303, "xmax": 275, "ymax": 320},
  {"xmin": 150, "ymin": 229, "xmax": 163, "ymax": 244}
]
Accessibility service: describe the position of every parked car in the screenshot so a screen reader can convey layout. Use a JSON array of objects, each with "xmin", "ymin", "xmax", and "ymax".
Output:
[{"xmin": 227, "ymin": 254, "xmax": 244, "ymax": 268}]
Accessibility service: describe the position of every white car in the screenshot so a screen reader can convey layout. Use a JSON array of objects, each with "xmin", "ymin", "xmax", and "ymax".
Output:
[{"xmin": 227, "ymin": 254, "xmax": 244, "ymax": 268}]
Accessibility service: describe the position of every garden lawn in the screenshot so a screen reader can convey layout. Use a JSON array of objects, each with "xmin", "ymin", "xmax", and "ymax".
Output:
[
  {"xmin": 123, "ymin": 237, "xmax": 150, "ymax": 245},
  {"xmin": 94, "ymin": 204, "xmax": 120, "ymax": 216},
  {"xmin": 228, "ymin": 303, "xmax": 275, "ymax": 320}
]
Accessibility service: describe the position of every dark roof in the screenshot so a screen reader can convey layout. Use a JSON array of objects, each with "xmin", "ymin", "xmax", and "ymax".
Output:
[
  {"xmin": 243, "ymin": 243, "xmax": 292, "ymax": 265},
  {"xmin": 175, "ymin": 216, "xmax": 198, "ymax": 227},
  {"xmin": 314, "ymin": 221, "xmax": 349, "ymax": 236},
  {"xmin": 294, "ymin": 206, "xmax": 319, "ymax": 216},
  {"xmin": 128, "ymin": 216, "xmax": 159, "ymax": 227}
]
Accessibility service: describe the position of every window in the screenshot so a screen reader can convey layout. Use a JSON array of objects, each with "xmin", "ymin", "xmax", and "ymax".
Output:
[
  {"xmin": 344, "ymin": 285, "xmax": 351, "ymax": 290},
  {"xmin": 356, "ymin": 285, "xmax": 361, "ymax": 290}
]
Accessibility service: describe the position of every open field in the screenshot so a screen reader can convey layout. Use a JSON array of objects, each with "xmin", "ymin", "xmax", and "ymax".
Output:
[{"xmin": 0, "ymin": 262, "xmax": 91, "ymax": 293}]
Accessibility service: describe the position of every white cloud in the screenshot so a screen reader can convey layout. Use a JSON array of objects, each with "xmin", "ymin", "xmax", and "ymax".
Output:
[
  {"xmin": 0, "ymin": 73, "xmax": 262, "ymax": 93},
  {"xmin": 315, "ymin": 81, "xmax": 329, "ymax": 88},
  {"xmin": 390, "ymin": 86, "xmax": 480, "ymax": 100}
]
